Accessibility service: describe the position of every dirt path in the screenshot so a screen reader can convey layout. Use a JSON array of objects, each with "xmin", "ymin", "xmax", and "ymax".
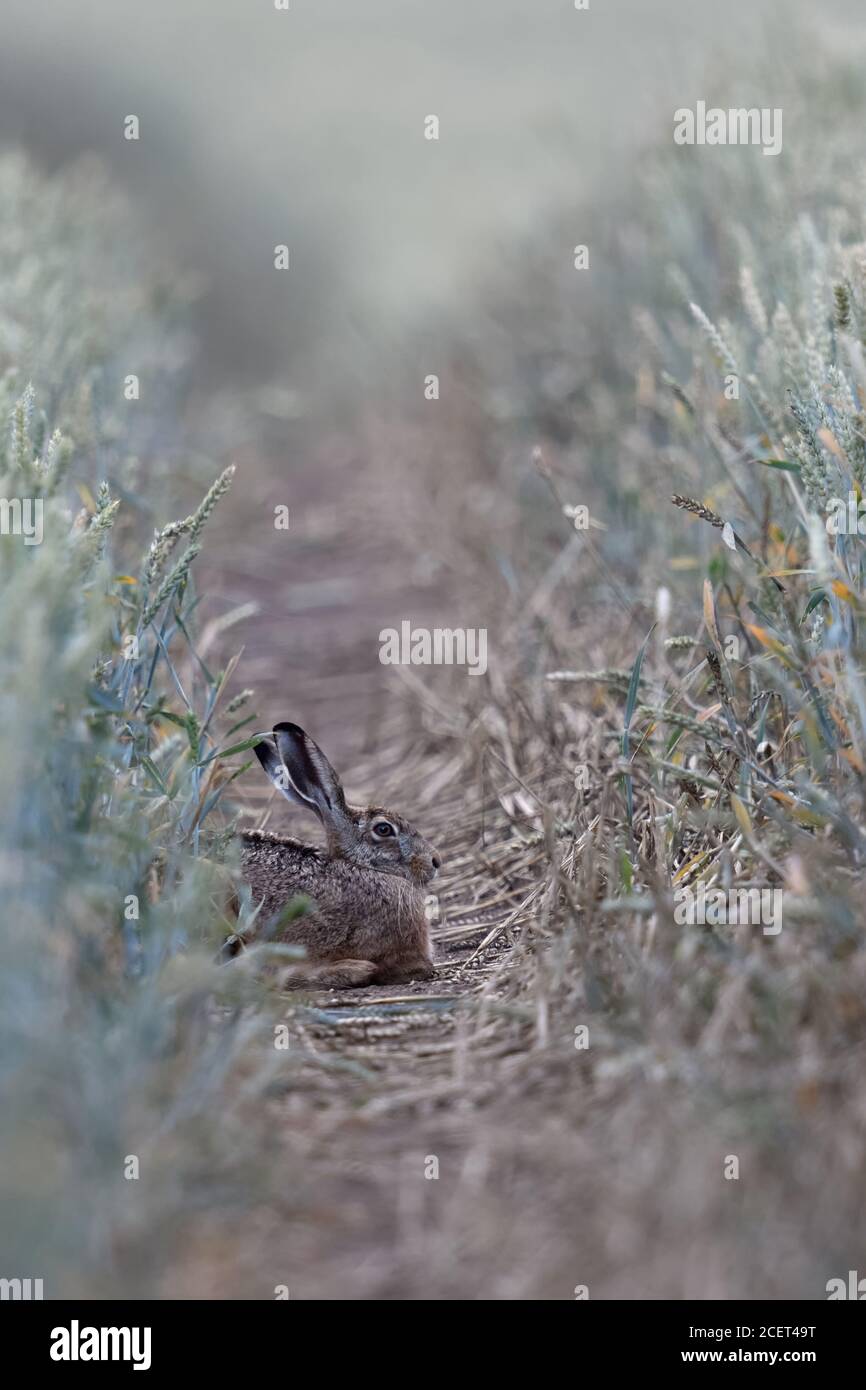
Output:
[
  {"xmin": 199, "ymin": 411, "xmax": 474, "ymax": 770},
  {"xmin": 181, "ymin": 419, "xmax": 557, "ymax": 1296}
]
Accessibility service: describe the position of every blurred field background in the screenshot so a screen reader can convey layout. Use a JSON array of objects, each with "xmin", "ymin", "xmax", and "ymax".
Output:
[{"xmin": 3, "ymin": 0, "xmax": 866, "ymax": 1300}]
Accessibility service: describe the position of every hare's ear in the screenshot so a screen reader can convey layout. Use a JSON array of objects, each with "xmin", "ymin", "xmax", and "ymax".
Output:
[
  {"xmin": 273, "ymin": 722, "xmax": 348, "ymax": 825},
  {"xmin": 253, "ymin": 734, "xmax": 319, "ymax": 815}
]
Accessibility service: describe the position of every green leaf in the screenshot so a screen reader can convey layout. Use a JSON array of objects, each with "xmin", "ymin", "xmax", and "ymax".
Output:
[
  {"xmin": 199, "ymin": 735, "xmax": 264, "ymax": 765},
  {"xmin": 150, "ymin": 708, "xmax": 188, "ymax": 730},
  {"xmin": 224, "ymin": 713, "xmax": 257, "ymax": 739},
  {"xmin": 275, "ymin": 894, "xmax": 313, "ymax": 926},
  {"xmin": 801, "ymin": 589, "xmax": 828, "ymax": 622},
  {"xmin": 619, "ymin": 849, "xmax": 633, "ymax": 892},
  {"xmin": 708, "ymin": 551, "xmax": 728, "ymax": 586},
  {"xmin": 139, "ymin": 755, "xmax": 170, "ymax": 796},
  {"xmin": 754, "ymin": 457, "xmax": 801, "ymax": 474}
]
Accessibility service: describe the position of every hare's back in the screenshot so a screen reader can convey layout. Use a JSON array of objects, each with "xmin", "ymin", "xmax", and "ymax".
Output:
[{"xmin": 240, "ymin": 830, "xmax": 332, "ymax": 915}]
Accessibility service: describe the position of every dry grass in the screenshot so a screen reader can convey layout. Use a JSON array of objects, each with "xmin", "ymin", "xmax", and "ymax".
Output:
[{"xmin": 155, "ymin": 629, "xmax": 866, "ymax": 1298}]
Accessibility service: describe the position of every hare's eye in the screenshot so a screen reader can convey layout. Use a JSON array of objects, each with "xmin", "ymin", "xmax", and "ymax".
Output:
[{"xmin": 372, "ymin": 821, "xmax": 395, "ymax": 838}]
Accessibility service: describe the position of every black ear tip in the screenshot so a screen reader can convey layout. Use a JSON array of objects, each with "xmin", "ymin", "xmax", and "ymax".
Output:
[
  {"xmin": 273, "ymin": 721, "xmax": 306, "ymax": 739},
  {"xmin": 253, "ymin": 736, "xmax": 277, "ymax": 766}
]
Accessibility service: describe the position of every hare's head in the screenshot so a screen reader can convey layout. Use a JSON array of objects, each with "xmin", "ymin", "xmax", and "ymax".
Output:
[{"xmin": 253, "ymin": 722, "xmax": 441, "ymax": 886}]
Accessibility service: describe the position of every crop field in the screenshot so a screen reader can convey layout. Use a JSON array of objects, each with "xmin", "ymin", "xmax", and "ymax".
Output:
[{"xmin": 1, "ymin": 3, "xmax": 865, "ymax": 1308}]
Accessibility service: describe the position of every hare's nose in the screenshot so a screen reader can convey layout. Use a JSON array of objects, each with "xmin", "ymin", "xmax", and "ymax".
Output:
[{"xmin": 431, "ymin": 855, "xmax": 441, "ymax": 871}]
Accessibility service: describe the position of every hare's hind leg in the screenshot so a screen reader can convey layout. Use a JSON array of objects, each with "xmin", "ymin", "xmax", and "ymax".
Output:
[{"xmin": 283, "ymin": 958, "xmax": 379, "ymax": 990}]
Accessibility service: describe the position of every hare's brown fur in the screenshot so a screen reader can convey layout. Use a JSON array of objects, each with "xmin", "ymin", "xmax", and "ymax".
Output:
[
  {"xmin": 237, "ymin": 723, "xmax": 439, "ymax": 989},
  {"xmin": 241, "ymin": 828, "xmax": 434, "ymax": 986}
]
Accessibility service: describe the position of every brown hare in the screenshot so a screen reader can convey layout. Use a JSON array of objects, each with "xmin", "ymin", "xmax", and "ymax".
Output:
[{"xmin": 240, "ymin": 722, "xmax": 440, "ymax": 989}]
